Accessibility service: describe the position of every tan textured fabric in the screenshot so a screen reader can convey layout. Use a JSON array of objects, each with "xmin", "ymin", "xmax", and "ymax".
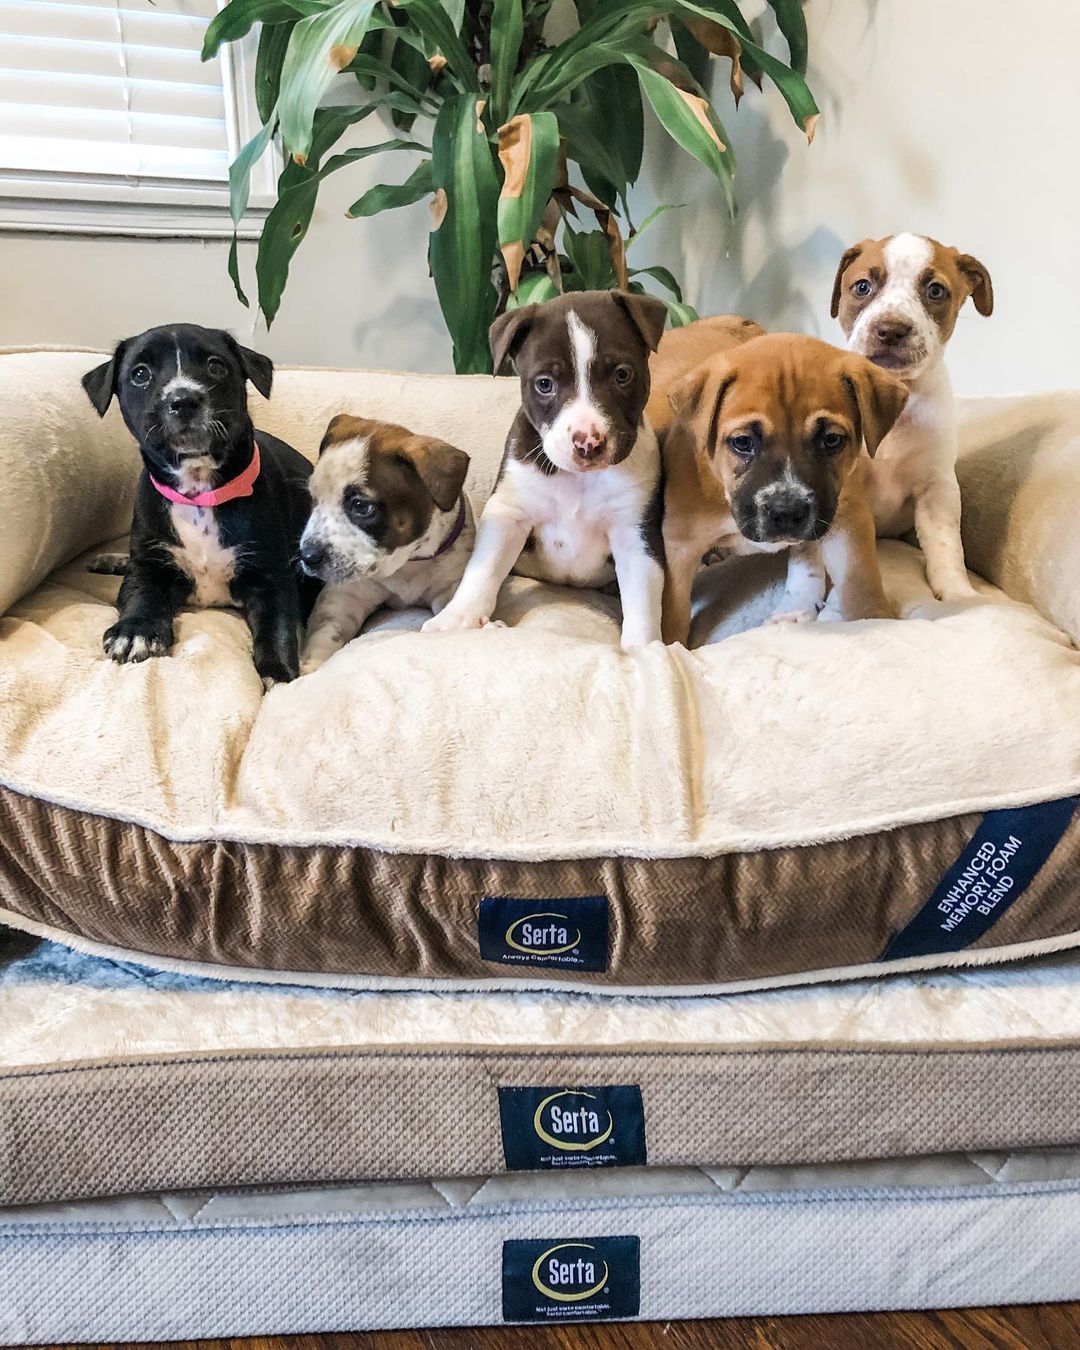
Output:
[
  {"xmin": 0, "ymin": 351, "xmax": 1078, "ymax": 987},
  {"xmin": 4, "ymin": 1043, "xmax": 1080, "ymax": 1207}
]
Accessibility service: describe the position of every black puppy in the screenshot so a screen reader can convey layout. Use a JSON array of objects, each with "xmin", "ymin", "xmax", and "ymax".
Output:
[{"xmin": 83, "ymin": 324, "xmax": 315, "ymax": 686}]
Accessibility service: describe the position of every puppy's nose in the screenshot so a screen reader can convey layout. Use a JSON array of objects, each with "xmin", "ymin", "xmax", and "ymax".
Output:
[
  {"xmin": 762, "ymin": 492, "xmax": 815, "ymax": 539},
  {"xmin": 167, "ymin": 392, "xmax": 201, "ymax": 418},
  {"xmin": 875, "ymin": 317, "xmax": 914, "ymax": 345},
  {"xmin": 572, "ymin": 426, "xmax": 608, "ymax": 462},
  {"xmin": 299, "ymin": 540, "xmax": 327, "ymax": 571}
]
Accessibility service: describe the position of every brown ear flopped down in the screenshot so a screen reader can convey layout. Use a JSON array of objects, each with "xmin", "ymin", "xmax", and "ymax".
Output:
[
  {"xmin": 81, "ymin": 341, "xmax": 128, "ymax": 416},
  {"xmin": 956, "ymin": 253, "xmax": 994, "ymax": 316},
  {"xmin": 489, "ymin": 305, "xmax": 539, "ymax": 374},
  {"xmin": 612, "ymin": 290, "xmax": 668, "ymax": 352},
  {"xmin": 405, "ymin": 435, "xmax": 470, "ymax": 512},
  {"xmin": 843, "ymin": 355, "xmax": 909, "ymax": 455},
  {"xmin": 830, "ymin": 243, "xmax": 867, "ymax": 318}
]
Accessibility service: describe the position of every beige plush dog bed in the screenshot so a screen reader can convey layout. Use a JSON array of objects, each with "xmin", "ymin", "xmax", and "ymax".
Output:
[{"xmin": 0, "ymin": 349, "xmax": 1078, "ymax": 992}]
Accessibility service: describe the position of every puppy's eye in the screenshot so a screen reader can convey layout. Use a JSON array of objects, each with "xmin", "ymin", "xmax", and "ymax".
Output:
[
  {"xmin": 727, "ymin": 434, "xmax": 756, "ymax": 458},
  {"xmin": 822, "ymin": 430, "xmax": 847, "ymax": 453},
  {"xmin": 534, "ymin": 374, "xmax": 556, "ymax": 397},
  {"xmin": 613, "ymin": 364, "xmax": 634, "ymax": 387},
  {"xmin": 852, "ymin": 279, "xmax": 873, "ymax": 298},
  {"xmin": 130, "ymin": 364, "xmax": 152, "ymax": 387},
  {"xmin": 344, "ymin": 490, "xmax": 379, "ymax": 523},
  {"xmin": 926, "ymin": 281, "xmax": 948, "ymax": 302},
  {"xmin": 206, "ymin": 356, "xmax": 228, "ymax": 379}
]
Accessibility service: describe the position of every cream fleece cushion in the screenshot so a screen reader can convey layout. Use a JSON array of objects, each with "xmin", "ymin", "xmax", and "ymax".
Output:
[{"xmin": 0, "ymin": 350, "xmax": 1077, "ymax": 862}]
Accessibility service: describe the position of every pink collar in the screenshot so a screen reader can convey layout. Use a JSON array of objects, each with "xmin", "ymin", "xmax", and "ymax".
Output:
[{"xmin": 150, "ymin": 442, "xmax": 261, "ymax": 508}]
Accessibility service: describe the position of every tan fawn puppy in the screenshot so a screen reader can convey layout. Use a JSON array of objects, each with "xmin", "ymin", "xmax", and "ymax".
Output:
[{"xmin": 656, "ymin": 330, "xmax": 909, "ymax": 646}]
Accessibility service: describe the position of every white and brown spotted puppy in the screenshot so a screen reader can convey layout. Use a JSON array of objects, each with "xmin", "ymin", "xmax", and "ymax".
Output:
[
  {"xmin": 299, "ymin": 414, "xmax": 473, "ymax": 672},
  {"xmin": 830, "ymin": 232, "xmax": 994, "ymax": 603},
  {"xmin": 423, "ymin": 290, "xmax": 669, "ymax": 649}
]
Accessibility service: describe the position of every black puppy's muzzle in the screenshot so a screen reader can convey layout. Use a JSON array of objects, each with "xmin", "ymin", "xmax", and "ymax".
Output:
[{"xmin": 741, "ymin": 485, "xmax": 831, "ymax": 544}]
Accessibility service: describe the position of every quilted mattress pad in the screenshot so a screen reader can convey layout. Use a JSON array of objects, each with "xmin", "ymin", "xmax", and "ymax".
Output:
[{"xmin": 0, "ymin": 351, "xmax": 1079, "ymax": 992}]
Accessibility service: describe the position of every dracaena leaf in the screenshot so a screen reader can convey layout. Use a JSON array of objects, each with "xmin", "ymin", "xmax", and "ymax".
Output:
[
  {"xmin": 228, "ymin": 116, "xmax": 277, "ymax": 227},
  {"xmin": 278, "ymin": 0, "xmax": 381, "ymax": 165},
  {"xmin": 202, "ymin": 0, "xmax": 329, "ymax": 61},
  {"xmin": 496, "ymin": 111, "xmax": 560, "ymax": 293},
  {"xmin": 428, "ymin": 95, "xmax": 500, "ymax": 373},
  {"xmin": 767, "ymin": 0, "xmax": 808, "ymax": 75},
  {"xmin": 628, "ymin": 264, "xmax": 683, "ymax": 301},
  {"xmin": 393, "ymin": 0, "xmax": 478, "ymax": 91},
  {"xmin": 490, "ymin": 0, "xmax": 525, "ymax": 128},
  {"xmin": 506, "ymin": 271, "xmax": 560, "ymax": 309},
  {"xmin": 678, "ymin": 16, "xmax": 743, "ymax": 104},
  {"xmin": 346, "ymin": 159, "xmax": 434, "ymax": 217},
  {"xmin": 628, "ymin": 56, "xmax": 734, "ymax": 209},
  {"xmin": 254, "ymin": 20, "xmax": 295, "ymax": 122},
  {"xmin": 256, "ymin": 172, "xmax": 320, "ymax": 325}
]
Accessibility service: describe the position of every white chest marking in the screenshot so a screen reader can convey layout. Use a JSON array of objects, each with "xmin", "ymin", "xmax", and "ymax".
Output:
[
  {"xmin": 505, "ymin": 429, "xmax": 658, "ymax": 587},
  {"xmin": 168, "ymin": 504, "xmax": 237, "ymax": 608}
]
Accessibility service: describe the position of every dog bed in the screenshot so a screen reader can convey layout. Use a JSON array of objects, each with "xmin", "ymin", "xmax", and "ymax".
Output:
[
  {"xmin": 5, "ymin": 934, "xmax": 1080, "ymax": 1340},
  {"xmin": 0, "ymin": 349, "xmax": 1078, "ymax": 992}
]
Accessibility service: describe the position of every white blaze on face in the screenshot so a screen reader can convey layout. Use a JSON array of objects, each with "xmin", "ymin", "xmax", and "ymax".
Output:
[
  {"xmin": 542, "ymin": 310, "xmax": 611, "ymax": 472},
  {"xmin": 161, "ymin": 332, "xmax": 207, "ymax": 404},
  {"xmin": 849, "ymin": 232, "xmax": 941, "ymax": 372}
]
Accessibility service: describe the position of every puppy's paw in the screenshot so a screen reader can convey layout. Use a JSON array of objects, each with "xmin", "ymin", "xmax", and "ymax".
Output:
[
  {"xmin": 931, "ymin": 577, "xmax": 978, "ymax": 603},
  {"xmin": 103, "ymin": 620, "xmax": 170, "ymax": 663},
  {"xmin": 299, "ymin": 654, "xmax": 324, "ymax": 677},
  {"xmin": 422, "ymin": 607, "xmax": 490, "ymax": 634},
  {"xmin": 768, "ymin": 608, "xmax": 820, "ymax": 626},
  {"xmin": 255, "ymin": 654, "xmax": 299, "ymax": 688}
]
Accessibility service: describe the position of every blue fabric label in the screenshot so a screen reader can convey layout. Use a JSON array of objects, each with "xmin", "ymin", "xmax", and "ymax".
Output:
[
  {"xmin": 498, "ymin": 1085, "xmax": 646, "ymax": 1171},
  {"xmin": 880, "ymin": 796, "xmax": 1079, "ymax": 963},
  {"xmin": 478, "ymin": 896, "xmax": 608, "ymax": 971},
  {"xmin": 502, "ymin": 1236, "xmax": 640, "ymax": 1322}
]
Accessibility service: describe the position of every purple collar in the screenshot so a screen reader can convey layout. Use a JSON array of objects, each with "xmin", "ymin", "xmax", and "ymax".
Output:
[{"xmin": 413, "ymin": 495, "xmax": 467, "ymax": 562}]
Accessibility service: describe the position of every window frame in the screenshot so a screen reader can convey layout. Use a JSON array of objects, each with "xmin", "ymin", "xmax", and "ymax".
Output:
[{"xmin": 0, "ymin": 13, "xmax": 279, "ymax": 240}]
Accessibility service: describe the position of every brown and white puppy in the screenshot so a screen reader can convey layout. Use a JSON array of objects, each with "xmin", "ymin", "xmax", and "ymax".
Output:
[
  {"xmin": 423, "ymin": 290, "xmax": 669, "ymax": 649},
  {"xmin": 299, "ymin": 414, "xmax": 473, "ymax": 672},
  {"xmin": 659, "ymin": 332, "xmax": 908, "ymax": 646},
  {"xmin": 831, "ymin": 232, "xmax": 994, "ymax": 602}
]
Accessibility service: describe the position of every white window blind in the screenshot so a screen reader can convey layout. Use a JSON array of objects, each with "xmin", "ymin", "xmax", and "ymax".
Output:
[{"xmin": 0, "ymin": 0, "xmax": 275, "ymax": 234}]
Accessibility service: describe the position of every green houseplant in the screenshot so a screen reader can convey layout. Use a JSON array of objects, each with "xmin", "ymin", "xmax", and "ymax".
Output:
[{"xmin": 204, "ymin": 0, "xmax": 818, "ymax": 373}]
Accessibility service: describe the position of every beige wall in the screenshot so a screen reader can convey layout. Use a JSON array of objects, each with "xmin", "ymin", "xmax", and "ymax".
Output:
[{"xmin": 2, "ymin": 0, "xmax": 1077, "ymax": 394}]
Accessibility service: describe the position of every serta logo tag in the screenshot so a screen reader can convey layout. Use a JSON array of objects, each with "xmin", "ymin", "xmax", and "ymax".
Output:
[
  {"xmin": 534, "ymin": 1090, "xmax": 612, "ymax": 1152},
  {"xmin": 503, "ymin": 1235, "xmax": 640, "ymax": 1322},
  {"xmin": 505, "ymin": 913, "xmax": 581, "ymax": 956},
  {"xmin": 478, "ymin": 896, "xmax": 608, "ymax": 971},
  {"xmin": 498, "ymin": 1085, "xmax": 645, "ymax": 1170},
  {"xmin": 532, "ymin": 1244, "xmax": 608, "ymax": 1302}
]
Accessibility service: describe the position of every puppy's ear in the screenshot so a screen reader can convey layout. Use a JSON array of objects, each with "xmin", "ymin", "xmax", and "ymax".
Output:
[
  {"xmin": 830, "ymin": 243, "xmax": 866, "ymax": 318},
  {"xmin": 407, "ymin": 436, "xmax": 470, "ymax": 512},
  {"xmin": 668, "ymin": 367, "xmax": 709, "ymax": 422},
  {"xmin": 957, "ymin": 253, "xmax": 994, "ymax": 317},
  {"xmin": 319, "ymin": 413, "xmax": 373, "ymax": 457},
  {"xmin": 489, "ymin": 305, "xmax": 538, "ymax": 374},
  {"xmin": 224, "ymin": 334, "xmax": 274, "ymax": 399},
  {"xmin": 612, "ymin": 290, "xmax": 668, "ymax": 352},
  {"xmin": 82, "ymin": 342, "xmax": 126, "ymax": 417},
  {"xmin": 843, "ymin": 356, "xmax": 908, "ymax": 456}
]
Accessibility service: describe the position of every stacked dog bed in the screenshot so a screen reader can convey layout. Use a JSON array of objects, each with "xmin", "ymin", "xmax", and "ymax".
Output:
[{"xmin": 1, "ymin": 348, "xmax": 1079, "ymax": 1341}]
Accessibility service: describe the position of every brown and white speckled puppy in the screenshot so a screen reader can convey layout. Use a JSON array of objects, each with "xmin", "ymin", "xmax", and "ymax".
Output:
[
  {"xmin": 658, "ymin": 332, "xmax": 909, "ymax": 646},
  {"xmin": 299, "ymin": 414, "xmax": 473, "ymax": 672}
]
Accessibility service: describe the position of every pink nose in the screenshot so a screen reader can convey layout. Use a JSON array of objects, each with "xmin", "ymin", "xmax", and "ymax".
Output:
[{"xmin": 572, "ymin": 426, "xmax": 607, "ymax": 461}]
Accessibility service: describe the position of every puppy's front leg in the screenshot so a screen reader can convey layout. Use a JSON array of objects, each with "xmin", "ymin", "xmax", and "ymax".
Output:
[
  {"xmin": 770, "ymin": 544, "xmax": 827, "ymax": 624},
  {"xmin": 422, "ymin": 502, "xmax": 529, "ymax": 633},
  {"xmin": 234, "ymin": 573, "xmax": 301, "ymax": 688},
  {"xmin": 610, "ymin": 525, "xmax": 663, "ymax": 649},
  {"xmin": 301, "ymin": 581, "xmax": 384, "ymax": 675},
  {"xmin": 821, "ymin": 492, "xmax": 896, "ymax": 622},
  {"xmin": 914, "ymin": 475, "xmax": 977, "ymax": 601},
  {"xmin": 103, "ymin": 560, "xmax": 188, "ymax": 663}
]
